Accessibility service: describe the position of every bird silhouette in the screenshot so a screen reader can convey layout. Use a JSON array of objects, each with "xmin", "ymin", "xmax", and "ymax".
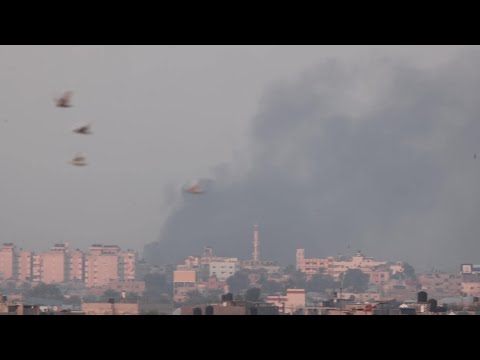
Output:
[
  {"xmin": 69, "ymin": 153, "xmax": 87, "ymax": 166},
  {"xmin": 184, "ymin": 182, "xmax": 205, "ymax": 194},
  {"xmin": 73, "ymin": 124, "xmax": 92, "ymax": 135},
  {"xmin": 55, "ymin": 91, "xmax": 73, "ymax": 108}
]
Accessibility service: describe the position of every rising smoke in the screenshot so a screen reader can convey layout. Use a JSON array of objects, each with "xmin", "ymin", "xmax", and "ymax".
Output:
[{"xmin": 146, "ymin": 50, "xmax": 480, "ymax": 270}]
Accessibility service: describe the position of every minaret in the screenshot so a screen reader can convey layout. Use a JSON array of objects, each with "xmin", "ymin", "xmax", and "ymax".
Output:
[
  {"xmin": 203, "ymin": 246, "xmax": 213, "ymax": 258},
  {"xmin": 253, "ymin": 224, "xmax": 260, "ymax": 262}
]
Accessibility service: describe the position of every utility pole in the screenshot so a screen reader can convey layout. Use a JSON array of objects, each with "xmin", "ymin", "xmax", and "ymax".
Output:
[
  {"xmin": 339, "ymin": 273, "xmax": 345, "ymax": 311},
  {"xmin": 109, "ymin": 297, "xmax": 116, "ymax": 315}
]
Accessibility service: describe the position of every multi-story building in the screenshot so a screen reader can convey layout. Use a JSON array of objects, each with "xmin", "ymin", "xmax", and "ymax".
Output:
[
  {"xmin": 119, "ymin": 250, "xmax": 137, "ymax": 281},
  {"xmin": 173, "ymin": 270, "xmax": 196, "ymax": 303},
  {"xmin": 461, "ymin": 274, "xmax": 480, "ymax": 297},
  {"xmin": 462, "ymin": 282, "xmax": 480, "ymax": 297},
  {"xmin": 0, "ymin": 243, "xmax": 137, "ymax": 288},
  {"xmin": 296, "ymin": 249, "xmax": 387, "ymax": 279},
  {"xmin": 84, "ymin": 245, "xmax": 120, "ymax": 288},
  {"xmin": 82, "ymin": 302, "xmax": 139, "ymax": 315},
  {"xmin": 0, "ymin": 243, "xmax": 16, "ymax": 281},
  {"xmin": 461, "ymin": 264, "xmax": 480, "ymax": 275},
  {"xmin": 418, "ymin": 272, "xmax": 462, "ymax": 297},
  {"xmin": 209, "ymin": 260, "xmax": 238, "ymax": 281},
  {"xmin": 39, "ymin": 244, "xmax": 69, "ymax": 284},
  {"xmin": 68, "ymin": 250, "xmax": 84, "ymax": 282},
  {"xmin": 83, "ymin": 245, "xmax": 138, "ymax": 288},
  {"xmin": 368, "ymin": 270, "xmax": 390, "ymax": 284},
  {"xmin": 265, "ymin": 289, "xmax": 306, "ymax": 314},
  {"xmin": 296, "ymin": 249, "xmax": 331, "ymax": 277},
  {"xmin": 16, "ymin": 250, "xmax": 33, "ymax": 282},
  {"xmin": 239, "ymin": 260, "xmax": 280, "ymax": 274},
  {"xmin": 32, "ymin": 254, "xmax": 41, "ymax": 283}
]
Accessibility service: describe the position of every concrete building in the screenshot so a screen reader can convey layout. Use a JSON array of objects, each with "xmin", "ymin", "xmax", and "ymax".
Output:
[
  {"xmin": 0, "ymin": 295, "xmax": 41, "ymax": 315},
  {"xmin": 104, "ymin": 280, "xmax": 145, "ymax": 295},
  {"xmin": 0, "ymin": 243, "xmax": 15, "ymax": 281},
  {"xmin": 181, "ymin": 298, "xmax": 279, "ymax": 316},
  {"xmin": 82, "ymin": 302, "xmax": 139, "ymax": 315},
  {"xmin": 173, "ymin": 270, "xmax": 196, "ymax": 303},
  {"xmin": 339, "ymin": 292, "xmax": 381, "ymax": 302},
  {"xmin": 265, "ymin": 289, "xmax": 306, "ymax": 314},
  {"xmin": 296, "ymin": 249, "xmax": 387, "ymax": 279},
  {"xmin": 181, "ymin": 303, "xmax": 247, "ymax": 315},
  {"xmin": 181, "ymin": 254, "xmax": 238, "ymax": 269},
  {"xmin": 390, "ymin": 262, "xmax": 405, "ymax": 274},
  {"xmin": 32, "ymin": 254, "xmax": 41, "ymax": 283},
  {"xmin": 419, "ymin": 272, "xmax": 462, "ymax": 297},
  {"xmin": 240, "ymin": 260, "xmax": 281, "ymax": 274},
  {"xmin": 462, "ymin": 280, "xmax": 480, "ymax": 297},
  {"xmin": 84, "ymin": 248, "xmax": 119, "ymax": 288},
  {"xmin": 368, "ymin": 270, "xmax": 390, "ymax": 284},
  {"xmin": 209, "ymin": 260, "xmax": 237, "ymax": 281},
  {"xmin": 39, "ymin": 244, "xmax": 69, "ymax": 284},
  {"xmin": 296, "ymin": 248, "xmax": 331, "ymax": 277},
  {"xmin": 119, "ymin": 250, "xmax": 137, "ymax": 281},
  {"xmin": 203, "ymin": 275, "xmax": 227, "ymax": 291},
  {"xmin": 1, "ymin": 243, "xmax": 137, "ymax": 288},
  {"xmin": 461, "ymin": 264, "xmax": 480, "ymax": 275},
  {"xmin": 83, "ymin": 245, "xmax": 138, "ymax": 288},
  {"xmin": 16, "ymin": 250, "xmax": 33, "ymax": 282},
  {"xmin": 68, "ymin": 250, "xmax": 84, "ymax": 282}
]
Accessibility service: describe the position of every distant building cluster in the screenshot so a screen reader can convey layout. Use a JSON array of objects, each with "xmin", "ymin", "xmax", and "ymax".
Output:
[
  {"xmin": 2, "ymin": 223, "xmax": 480, "ymax": 315},
  {"xmin": 0, "ymin": 243, "xmax": 138, "ymax": 289},
  {"xmin": 296, "ymin": 248, "xmax": 391, "ymax": 280}
]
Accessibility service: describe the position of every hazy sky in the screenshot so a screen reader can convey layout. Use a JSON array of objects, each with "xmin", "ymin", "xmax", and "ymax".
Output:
[{"xmin": 0, "ymin": 45, "xmax": 475, "ymax": 270}]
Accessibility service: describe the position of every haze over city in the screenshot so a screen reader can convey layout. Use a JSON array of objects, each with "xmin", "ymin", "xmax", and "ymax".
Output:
[{"xmin": 1, "ymin": 45, "xmax": 480, "ymax": 272}]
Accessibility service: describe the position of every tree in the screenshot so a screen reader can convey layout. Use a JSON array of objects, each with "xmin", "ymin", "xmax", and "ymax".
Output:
[
  {"xmin": 342, "ymin": 269, "xmax": 369, "ymax": 293},
  {"xmin": 287, "ymin": 270, "xmax": 307, "ymax": 289},
  {"xmin": 182, "ymin": 290, "xmax": 222, "ymax": 306},
  {"xmin": 283, "ymin": 265, "xmax": 296, "ymax": 276},
  {"xmin": 26, "ymin": 283, "xmax": 64, "ymax": 300},
  {"xmin": 126, "ymin": 292, "xmax": 140, "ymax": 303},
  {"xmin": 82, "ymin": 295, "xmax": 99, "ymax": 303},
  {"xmin": 7, "ymin": 282, "xmax": 15, "ymax": 290},
  {"xmin": 100, "ymin": 290, "xmax": 121, "ymax": 303},
  {"xmin": 227, "ymin": 271, "xmax": 250, "ymax": 294},
  {"xmin": 257, "ymin": 271, "xmax": 269, "ymax": 285},
  {"xmin": 390, "ymin": 272, "xmax": 402, "ymax": 280},
  {"xmin": 403, "ymin": 263, "xmax": 416, "ymax": 280},
  {"xmin": 183, "ymin": 290, "xmax": 205, "ymax": 306},
  {"xmin": 306, "ymin": 274, "xmax": 336, "ymax": 293},
  {"xmin": 261, "ymin": 280, "xmax": 285, "ymax": 295},
  {"xmin": 144, "ymin": 273, "xmax": 170, "ymax": 302},
  {"xmin": 245, "ymin": 287, "xmax": 261, "ymax": 302},
  {"xmin": 20, "ymin": 282, "xmax": 32, "ymax": 290},
  {"xmin": 64, "ymin": 295, "xmax": 82, "ymax": 305},
  {"xmin": 205, "ymin": 290, "xmax": 223, "ymax": 304},
  {"xmin": 141, "ymin": 310, "xmax": 160, "ymax": 315}
]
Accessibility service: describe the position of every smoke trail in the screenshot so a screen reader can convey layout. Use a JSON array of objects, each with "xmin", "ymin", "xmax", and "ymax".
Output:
[{"xmin": 147, "ymin": 50, "xmax": 480, "ymax": 269}]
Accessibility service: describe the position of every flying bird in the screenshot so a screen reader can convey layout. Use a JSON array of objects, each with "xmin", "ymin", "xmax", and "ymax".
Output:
[
  {"xmin": 55, "ymin": 91, "xmax": 74, "ymax": 108},
  {"xmin": 73, "ymin": 124, "xmax": 92, "ymax": 135},
  {"xmin": 183, "ymin": 181, "xmax": 205, "ymax": 195},
  {"xmin": 69, "ymin": 153, "xmax": 87, "ymax": 166}
]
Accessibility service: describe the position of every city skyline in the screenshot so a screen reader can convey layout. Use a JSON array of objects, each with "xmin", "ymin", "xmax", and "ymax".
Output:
[{"xmin": 1, "ymin": 45, "xmax": 480, "ymax": 272}]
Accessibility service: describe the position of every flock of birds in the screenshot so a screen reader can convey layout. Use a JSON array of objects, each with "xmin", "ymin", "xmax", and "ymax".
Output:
[
  {"xmin": 56, "ymin": 90, "xmax": 204, "ymax": 195},
  {"xmin": 55, "ymin": 91, "xmax": 92, "ymax": 167}
]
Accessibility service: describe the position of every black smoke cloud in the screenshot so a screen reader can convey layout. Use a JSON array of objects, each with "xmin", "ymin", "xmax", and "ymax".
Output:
[{"xmin": 146, "ymin": 51, "xmax": 480, "ymax": 269}]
